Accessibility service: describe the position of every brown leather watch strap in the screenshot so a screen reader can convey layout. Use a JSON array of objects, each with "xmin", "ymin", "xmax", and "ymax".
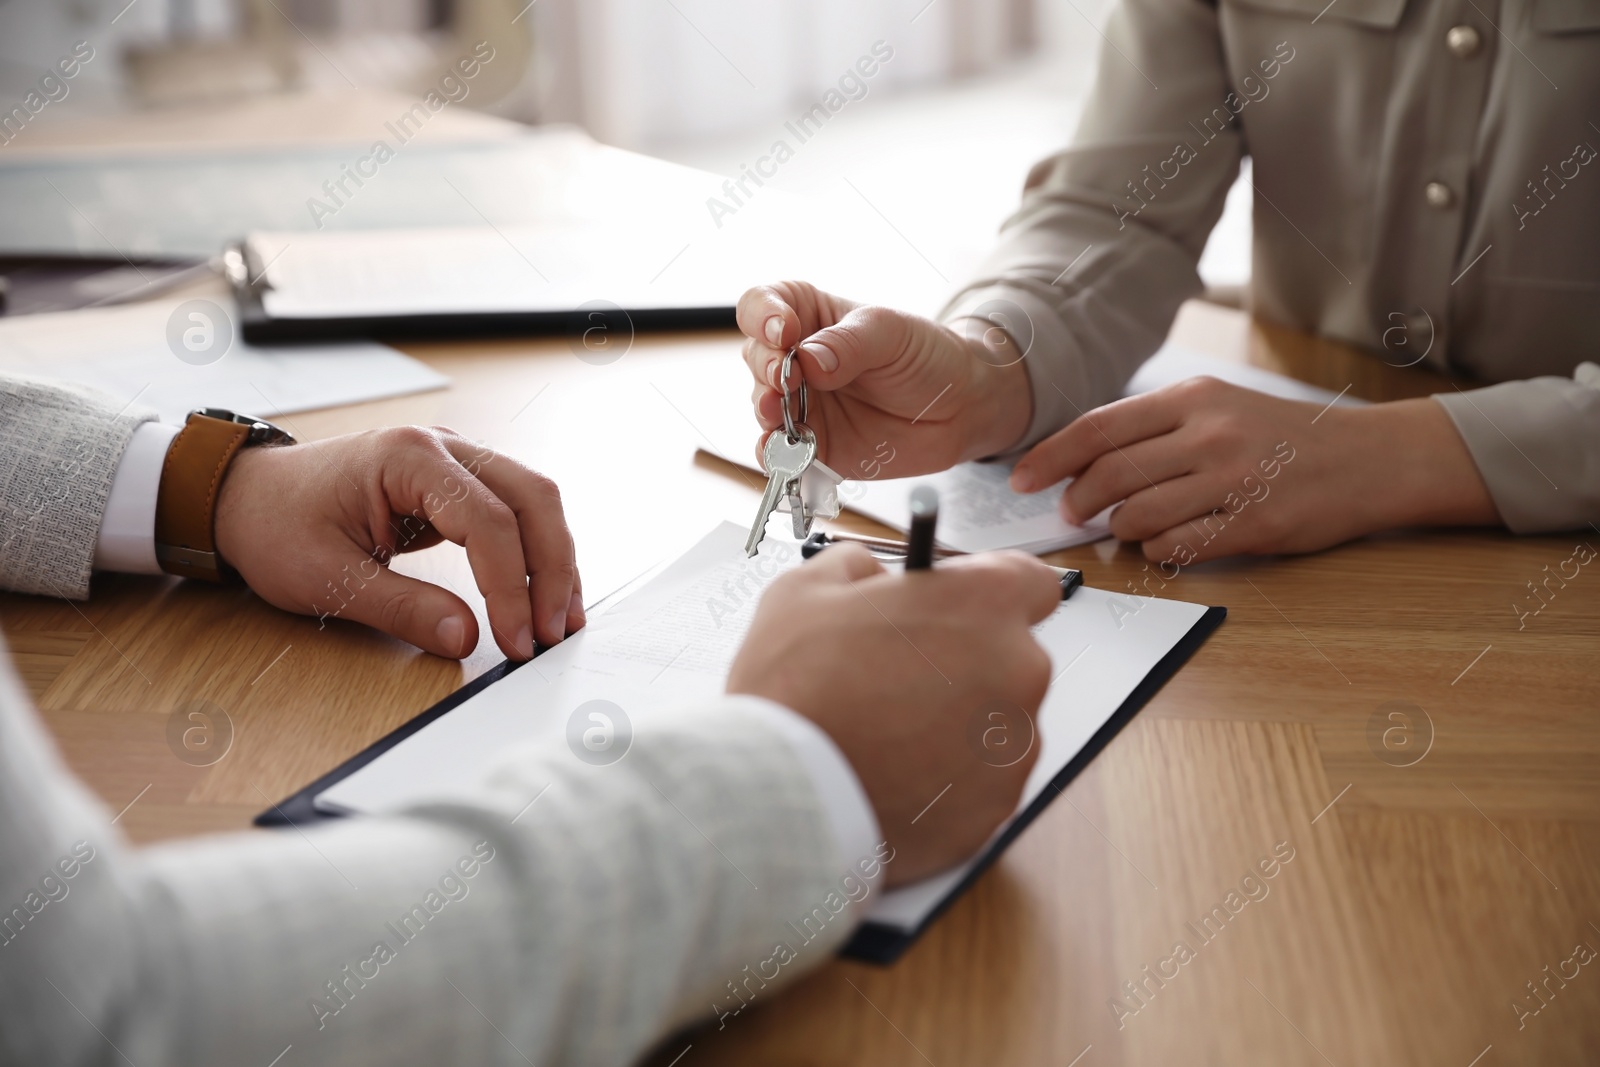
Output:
[{"xmin": 154, "ymin": 414, "xmax": 253, "ymax": 582}]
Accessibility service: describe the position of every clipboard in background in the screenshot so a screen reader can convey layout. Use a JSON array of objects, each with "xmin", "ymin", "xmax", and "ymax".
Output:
[
  {"xmin": 225, "ymin": 227, "xmax": 739, "ymax": 343},
  {"xmin": 255, "ymin": 522, "xmax": 1226, "ymax": 964}
]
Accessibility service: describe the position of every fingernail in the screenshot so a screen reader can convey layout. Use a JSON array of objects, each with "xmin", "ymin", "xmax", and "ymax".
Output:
[
  {"xmin": 802, "ymin": 341, "xmax": 837, "ymax": 373},
  {"xmin": 1011, "ymin": 469, "xmax": 1035, "ymax": 493},
  {"xmin": 437, "ymin": 616, "xmax": 466, "ymax": 657},
  {"xmin": 567, "ymin": 591, "xmax": 586, "ymax": 629},
  {"xmin": 766, "ymin": 360, "xmax": 779, "ymax": 388},
  {"xmin": 514, "ymin": 625, "xmax": 533, "ymax": 660},
  {"xmin": 548, "ymin": 610, "xmax": 566, "ymax": 644},
  {"xmin": 765, "ymin": 316, "xmax": 784, "ymax": 347}
]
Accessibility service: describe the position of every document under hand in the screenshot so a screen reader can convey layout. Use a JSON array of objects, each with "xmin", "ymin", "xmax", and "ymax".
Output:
[
  {"xmin": 688, "ymin": 342, "xmax": 1358, "ymax": 556},
  {"xmin": 0, "ymin": 296, "xmax": 447, "ymax": 422},
  {"xmin": 311, "ymin": 522, "xmax": 1223, "ymax": 960}
]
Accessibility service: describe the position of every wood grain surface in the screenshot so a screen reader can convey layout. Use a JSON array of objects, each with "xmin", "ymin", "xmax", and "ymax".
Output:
[{"xmin": 3, "ymin": 95, "xmax": 1596, "ymax": 1066}]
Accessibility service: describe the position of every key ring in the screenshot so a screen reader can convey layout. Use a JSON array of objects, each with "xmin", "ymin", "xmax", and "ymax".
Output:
[{"xmin": 779, "ymin": 347, "xmax": 808, "ymax": 442}]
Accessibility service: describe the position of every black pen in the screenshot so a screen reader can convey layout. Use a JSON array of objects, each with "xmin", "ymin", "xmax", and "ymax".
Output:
[
  {"xmin": 905, "ymin": 485, "xmax": 939, "ymax": 571},
  {"xmin": 801, "ymin": 529, "xmax": 1084, "ymax": 600}
]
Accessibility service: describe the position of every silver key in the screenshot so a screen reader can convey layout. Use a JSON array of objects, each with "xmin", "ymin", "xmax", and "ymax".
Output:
[
  {"xmin": 779, "ymin": 456, "xmax": 842, "ymax": 538},
  {"xmin": 787, "ymin": 482, "xmax": 810, "ymax": 539},
  {"xmin": 745, "ymin": 429, "xmax": 817, "ymax": 557}
]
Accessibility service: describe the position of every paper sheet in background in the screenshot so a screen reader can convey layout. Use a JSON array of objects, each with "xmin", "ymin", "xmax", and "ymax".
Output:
[
  {"xmin": 0, "ymin": 297, "xmax": 448, "ymax": 422},
  {"xmin": 317, "ymin": 522, "xmax": 1212, "ymax": 933},
  {"xmin": 690, "ymin": 342, "xmax": 1362, "ymax": 554},
  {"xmin": 1122, "ymin": 343, "xmax": 1369, "ymax": 406}
]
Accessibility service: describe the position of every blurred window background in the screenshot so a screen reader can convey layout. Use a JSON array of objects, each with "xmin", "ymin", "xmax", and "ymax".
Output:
[{"xmin": 0, "ymin": 0, "xmax": 1248, "ymax": 293}]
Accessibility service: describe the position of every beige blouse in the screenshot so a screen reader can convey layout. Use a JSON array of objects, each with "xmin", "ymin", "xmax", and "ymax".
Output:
[{"xmin": 944, "ymin": 0, "xmax": 1600, "ymax": 532}]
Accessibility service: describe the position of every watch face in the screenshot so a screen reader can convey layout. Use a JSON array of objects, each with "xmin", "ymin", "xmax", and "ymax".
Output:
[
  {"xmin": 191, "ymin": 408, "xmax": 295, "ymax": 446},
  {"xmin": 245, "ymin": 420, "xmax": 296, "ymax": 446}
]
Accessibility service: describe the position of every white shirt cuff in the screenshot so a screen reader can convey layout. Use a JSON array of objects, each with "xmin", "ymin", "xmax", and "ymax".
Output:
[
  {"xmin": 724, "ymin": 694, "xmax": 881, "ymax": 877},
  {"xmin": 93, "ymin": 421, "xmax": 180, "ymax": 574}
]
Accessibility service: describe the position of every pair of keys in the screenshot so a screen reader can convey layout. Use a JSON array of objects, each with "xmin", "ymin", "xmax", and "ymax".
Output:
[{"xmin": 744, "ymin": 349, "xmax": 841, "ymax": 557}]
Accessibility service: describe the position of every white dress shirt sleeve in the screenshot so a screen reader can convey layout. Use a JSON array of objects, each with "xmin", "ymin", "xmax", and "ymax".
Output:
[
  {"xmin": 721, "ymin": 694, "xmax": 882, "ymax": 873},
  {"xmin": 92, "ymin": 421, "xmax": 179, "ymax": 574}
]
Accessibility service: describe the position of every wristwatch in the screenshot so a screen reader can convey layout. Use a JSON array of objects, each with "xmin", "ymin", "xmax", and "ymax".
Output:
[{"xmin": 154, "ymin": 407, "xmax": 295, "ymax": 582}]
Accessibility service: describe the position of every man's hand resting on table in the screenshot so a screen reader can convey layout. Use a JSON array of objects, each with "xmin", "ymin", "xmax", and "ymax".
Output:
[
  {"xmin": 727, "ymin": 544, "xmax": 1061, "ymax": 886},
  {"xmin": 213, "ymin": 426, "xmax": 584, "ymax": 661}
]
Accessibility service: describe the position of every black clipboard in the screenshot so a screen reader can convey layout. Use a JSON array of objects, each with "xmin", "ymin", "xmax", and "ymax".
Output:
[
  {"xmin": 844, "ymin": 604, "xmax": 1225, "ymax": 962},
  {"xmin": 223, "ymin": 239, "xmax": 736, "ymax": 345},
  {"xmin": 255, "ymin": 605, "xmax": 1226, "ymax": 964}
]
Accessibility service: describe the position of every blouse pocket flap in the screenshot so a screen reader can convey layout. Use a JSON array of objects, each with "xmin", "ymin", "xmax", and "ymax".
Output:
[
  {"xmin": 1533, "ymin": 0, "xmax": 1600, "ymax": 33},
  {"xmin": 1223, "ymin": 0, "xmax": 1407, "ymax": 29}
]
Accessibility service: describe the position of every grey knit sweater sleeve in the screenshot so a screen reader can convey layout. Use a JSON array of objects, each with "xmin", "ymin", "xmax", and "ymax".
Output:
[
  {"xmin": 0, "ymin": 646, "xmax": 857, "ymax": 1067},
  {"xmin": 0, "ymin": 373, "xmax": 154, "ymax": 598}
]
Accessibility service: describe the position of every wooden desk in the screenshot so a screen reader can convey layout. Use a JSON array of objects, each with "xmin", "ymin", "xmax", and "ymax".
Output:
[
  {"xmin": 5, "ymin": 299, "xmax": 1596, "ymax": 1065},
  {"xmin": 4, "ymin": 92, "xmax": 1598, "ymax": 1066}
]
